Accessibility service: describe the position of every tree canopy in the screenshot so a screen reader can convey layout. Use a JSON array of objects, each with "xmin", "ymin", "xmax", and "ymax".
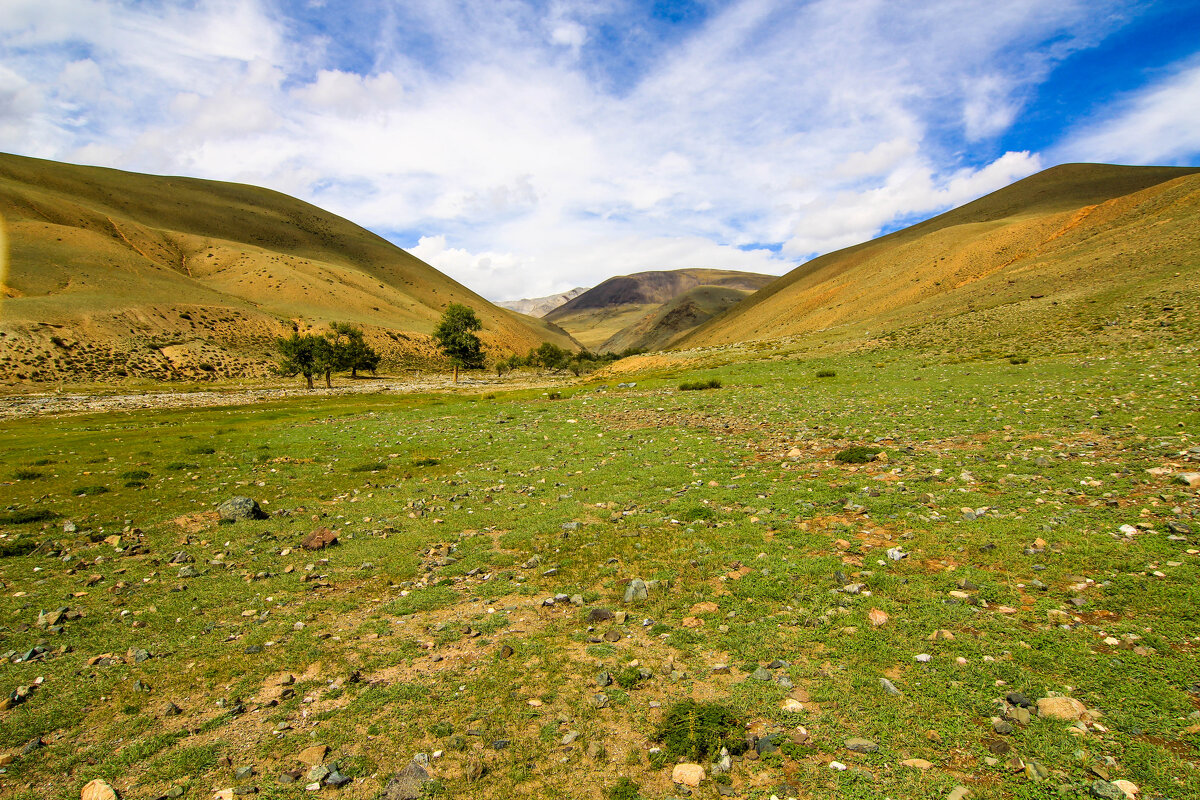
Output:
[
  {"xmin": 433, "ymin": 304, "xmax": 485, "ymax": 381},
  {"xmin": 275, "ymin": 322, "xmax": 380, "ymax": 388}
]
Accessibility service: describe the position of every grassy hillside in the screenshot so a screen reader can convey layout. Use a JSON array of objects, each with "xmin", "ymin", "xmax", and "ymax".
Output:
[
  {"xmin": 545, "ymin": 269, "xmax": 774, "ymax": 352},
  {"xmin": 0, "ymin": 153, "xmax": 576, "ymax": 385},
  {"xmin": 679, "ymin": 164, "xmax": 1200, "ymax": 355},
  {"xmin": 600, "ymin": 285, "xmax": 754, "ymax": 354}
]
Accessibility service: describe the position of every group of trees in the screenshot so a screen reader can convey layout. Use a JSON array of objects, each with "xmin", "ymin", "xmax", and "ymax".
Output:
[
  {"xmin": 275, "ymin": 322, "xmax": 380, "ymax": 389},
  {"xmin": 276, "ymin": 304, "xmax": 642, "ymax": 388},
  {"xmin": 496, "ymin": 342, "xmax": 644, "ymax": 377}
]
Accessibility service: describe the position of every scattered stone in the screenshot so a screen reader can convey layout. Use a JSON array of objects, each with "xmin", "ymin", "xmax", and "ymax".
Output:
[
  {"xmin": 586, "ymin": 741, "xmax": 605, "ymax": 760},
  {"xmin": 22, "ymin": 737, "xmax": 44, "ymax": 755},
  {"xmin": 603, "ymin": 629, "xmax": 621, "ymax": 642},
  {"xmin": 323, "ymin": 770, "xmax": 350, "ymax": 788},
  {"xmin": 711, "ymin": 664, "xmax": 731, "ymax": 675},
  {"xmin": 499, "ymin": 644, "xmax": 514, "ymax": 659},
  {"xmin": 750, "ymin": 666, "xmax": 772, "ymax": 681},
  {"xmin": 1174, "ymin": 473, "xmax": 1200, "ymax": 488},
  {"xmin": 586, "ymin": 608, "xmax": 614, "ymax": 623},
  {"xmin": 947, "ymin": 787, "xmax": 971, "ymax": 800},
  {"xmin": 178, "ymin": 565, "xmax": 200, "ymax": 578},
  {"xmin": 992, "ymin": 720, "xmax": 1014, "ymax": 735},
  {"xmin": 235, "ymin": 765, "xmax": 255, "ymax": 780},
  {"xmin": 63, "ymin": 520, "xmax": 77, "ymax": 534},
  {"xmin": 380, "ymin": 757, "xmax": 431, "ymax": 800},
  {"xmin": 781, "ymin": 698, "xmax": 805, "ymax": 713},
  {"xmin": 1111, "ymin": 779, "xmax": 1139, "ymax": 798},
  {"xmin": 1006, "ymin": 692, "xmax": 1033, "ymax": 708},
  {"xmin": 915, "ymin": 653, "xmax": 931, "ymax": 663},
  {"xmin": 81, "ymin": 779, "xmax": 119, "ymax": 800},
  {"xmin": 886, "ymin": 547, "xmax": 907, "ymax": 561},
  {"xmin": 623, "ymin": 578, "xmax": 648, "ymax": 603},
  {"xmin": 597, "ymin": 672, "xmax": 613, "ymax": 687},
  {"xmin": 828, "ymin": 761, "xmax": 847, "ymax": 771},
  {"xmin": 879, "ymin": 678, "xmax": 902, "ymax": 696},
  {"xmin": 300, "ymin": 528, "xmax": 338, "ymax": 551},
  {"xmin": 296, "ymin": 745, "xmax": 328, "ymax": 766},
  {"xmin": 561, "ymin": 731, "xmax": 579, "ymax": 746},
  {"xmin": 1037, "ymin": 696, "xmax": 1088, "ymax": 721},
  {"xmin": 867, "ymin": 608, "xmax": 889, "ymax": 627},
  {"xmin": 163, "ymin": 701, "xmax": 181, "ymax": 717},
  {"xmin": 844, "ymin": 737, "xmax": 878, "ymax": 753},
  {"xmin": 671, "ymin": 763, "xmax": 705, "ymax": 787},
  {"xmin": 217, "ymin": 497, "xmax": 267, "ymax": 521},
  {"xmin": 592, "ymin": 693, "xmax": 609, "ymax": 709},
  {"xmin": 900, "ymin": 758, "xmax": 932, "ymax": 770}
]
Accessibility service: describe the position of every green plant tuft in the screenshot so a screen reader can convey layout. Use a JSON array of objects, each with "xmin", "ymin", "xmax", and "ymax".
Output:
[
  {"xmin": 655, "ymin": 700, "xmax": 742, "ymax": 762},
  {"xmin": 679, "ymin": 378, "xmax": 722, "ymax": 391},
  {"xmin": 834, "ymin": 446, "xmax": 878, "ymax": 464}
]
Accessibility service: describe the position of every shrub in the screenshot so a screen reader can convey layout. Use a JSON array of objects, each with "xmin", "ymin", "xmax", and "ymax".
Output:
[
  {"xmin": 1009, "ymin": 356, "xmax": 1029, "ymax": 365},
  {"xmin": 120, "ymin": 470, "xmax": 151, "ymax": 481},
  {"xmin": 655, "ymin": 700, "xmax": 742, "ymax": 761},
  {"xmin": 13, "ymin": 469, "xmax": 43, "ymax": 480},
  {"xmin": 412, "ymin": 457, "xmax": 440, "ymax": 467},
  {"xmin": 816, "ymin": 369, "xmax": 836, "ymax": 378},
  {"xmin": 165, "ymin": 462, "xmax": 198, "ymax": 471},
  {"xmin": 679, "ymin": 378, "xmax": 722, "ymax": 391},
  {"xmin": 0, "ymin": 508, "xmax": 56, "ymax": 524},
  {"xmin": 615, "ymin": 666, "xmax": 643, "ymax": 690},
  {"xmin": 834, "ymin": 446, "xmax": 878, "ymax": 464},
  {"xmin": 73, "ymin": 485, "xmax": 109, "ymax": 496},
  {"xmin": 0, "ymin": 537, "xmax": 38, "ymax": 557},
  {"xmin": 607, "ymin": 778, "xmax": 642, "ymax": 800},
  {"xmin": 185, "ymin": 446, "xmax": 216, "ymax": 455}
]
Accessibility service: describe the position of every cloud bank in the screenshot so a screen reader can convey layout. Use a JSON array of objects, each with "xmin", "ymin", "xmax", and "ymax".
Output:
[{"xmin": 1, "ymin": 0, "xmax": 1197, "ymax": 300}]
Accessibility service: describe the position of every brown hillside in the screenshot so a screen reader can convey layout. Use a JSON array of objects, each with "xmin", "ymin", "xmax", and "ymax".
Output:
[
  {"xmin": 0, "ymin": 152, "xmax": 576, "ymax": 385},
  {"xmin": 600, "ymin": 285, "xmax": 754, "ymax": 353},
  {"xmin": 544, "ymin": 268, "xmax": 774, "ymax": 351},
  {"xmin": 678, "ymin": 163, "xmax": 1200, "ymax": 350}
]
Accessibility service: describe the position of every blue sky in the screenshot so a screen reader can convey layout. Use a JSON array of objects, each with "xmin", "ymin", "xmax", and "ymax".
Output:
[{"xmin": 2, "ymin": 0, "xmax": 1199, "ymax": 300}]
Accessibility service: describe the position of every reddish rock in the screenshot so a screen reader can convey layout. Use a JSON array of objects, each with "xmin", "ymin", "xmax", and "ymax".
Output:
[{"xmin": 301, "ymin": 528, "xmax": 338, "ymax": 550}]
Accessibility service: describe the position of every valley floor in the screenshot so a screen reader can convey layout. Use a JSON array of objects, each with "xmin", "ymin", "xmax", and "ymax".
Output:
[{"xmin": 0, "ymin": 340, "xmax": 1197, "ymax": 800}]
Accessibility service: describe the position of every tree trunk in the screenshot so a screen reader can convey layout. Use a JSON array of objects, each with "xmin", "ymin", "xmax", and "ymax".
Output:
[
  {"xmin": 351, "ymin": 366, "xmax": 358, "ymax": 379},
  {"xmin": 453, "ymin": 364, "xmax": 459, "ymax": 384},
  {"xmin": 324, "ymin": 370, "xmax": 332, "ymax": 388},
  {"xmin": 305, "ymin": 373, "xmax": 314, "ymax": 390}
]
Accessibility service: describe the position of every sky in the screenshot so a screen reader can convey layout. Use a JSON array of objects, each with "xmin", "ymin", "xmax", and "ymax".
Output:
[{"xmin": 2, "ymin": 1, "xmax": 1199, "ymax": 302}]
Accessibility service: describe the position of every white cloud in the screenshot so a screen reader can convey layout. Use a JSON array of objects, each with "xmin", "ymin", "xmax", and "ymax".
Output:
[
  {"xmin": 1057, "ymin": 59, "xmax": 1200, "ymax": 165},
  {"xmin": 0, "ymin": 0, "xmax": 1157, "ymax": 301}
]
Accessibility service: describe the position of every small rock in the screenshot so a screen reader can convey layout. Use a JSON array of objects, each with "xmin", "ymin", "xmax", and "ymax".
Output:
[
  {"xmin": 1174, "ymin": 472, "xmax": 1200, "ymax": 488},
  {"xmin": 178, "ymin": 565, "xmax": 200, "ymax": 578},
  {"xmin": 947, "ymin": 787, "xmax": 971, "ymax": 800},
  {"xmin": 623, "ymin": 578, "xmax": 648, "ymax": 603},
  {"xmin": 1111, "ymin": 779, "xmax": 1139, "ymax": 798},
  {"xmin": 914, "ymin": 653, "xmax": 931, "ymax": 663},
  {"xmin": 781, "ymin": 698, "xmax": 805, "ymax": 713},
  {"xmin": 992, "ymin": 720, "xmax": 1014, "ymax": 735},
  {"xmin": 900, "ymin": 758, "xmax": 932, "ymax": 770},
  {"xmin": 592, "ymin": 692, "xmax": 609, "ymax": 708},
  {"xmin": 81, "ymin": 779, "xmax": 119, "ymax": 800},
  {"xmin": 1005, "ymin": 692, "xmax": 1033, "ymax": 708},
  {"xmin": 879, "ymin": 678, "xmax": 902, "ymax": 696},
  {"xmin": 750, "ymin": 666, "xmax": 772, "ymax": 681},
  {"xmin": 296, "ymin": 745, "xmax": 328, "ymax": 766},
  {"xmin": 844, "ymin": 737, "xmax": 878, "ymax": 753},
  {"xmin": 867, "ymin": 608, "xmax": 889, "ymax": 627},
  {"xmin": 561, "ymin": 731, "xmax": 579, "ymax": 745},
  {"xmin": 603, "ymin": 629, "xmax": 621, "ymax": 642},
  {"xmin": 586, "ymin": 741, "xmax": 605, "ymax": 760},
  {"xmin": 300, "ymin": 528, "xmax": 338, "ymax": 551},
  {"xmin": 586, "ymin": 608, "xmax": 614, "ymax": 623},
  {"xmin": 217, "ymin": 496, "xmax": 267, "ymax": 521},
  {"xmin": 671, "ymin": 763, "xmax": 705, "ymax": 787},
  {"xmin": 1037, "ymin": 696, "xmax": 1088, "ymax": 721},
  {"xmin": 380, "ymin": 758, "xmax": 431, "ymax": 800},
  {"xmin": 886, "ymin": 547, "xmax": 907, "ymax": 560}
]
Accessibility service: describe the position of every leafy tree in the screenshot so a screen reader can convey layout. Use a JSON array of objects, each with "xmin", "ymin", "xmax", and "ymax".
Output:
[
  {"xmin": 313, "ymin": 334, "xmax": 340, "ymax": 388},
  {"xmin": 534, "ymin": 342, "xmax": 570, "ymax": 373},
  {"xmin": 275, "ymin": 333, "xmax": 321, "ymax": 389},
  {"xmin": 433, "ymin": 304, "xmax": 484, "ymax": 382},
  {"xmin": 329, "ymin": 322, "xmax": 380, "ymax": 379}
]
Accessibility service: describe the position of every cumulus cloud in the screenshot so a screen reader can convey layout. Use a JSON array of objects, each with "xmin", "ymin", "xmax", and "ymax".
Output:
[{"xmin": 0, "ymin": 0, "xmax": 1172, "ymax": 300}]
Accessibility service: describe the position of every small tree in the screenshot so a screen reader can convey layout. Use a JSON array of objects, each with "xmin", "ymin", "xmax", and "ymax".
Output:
[
  {"xmin": 276, "ymin": 333, "xmax": 321, "ymax": 389},
  {"xmin": 330, "ymin": 322, "xmax": 380, "ymax": 379},
  {"xmin": 433, "ymin": 304, "xmax": 484, "ymax": 383},
  {"xmin": 313, "ymin": 335, "xmax": 340, "ymax": 389},
  {"xmin": 535, "ymin": 342, "xmax": 570, "ymax": 373}
]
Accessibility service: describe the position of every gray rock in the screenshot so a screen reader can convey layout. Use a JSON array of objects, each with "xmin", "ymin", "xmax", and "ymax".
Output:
[
  {"xmin": 844, "ymin": 737, "xmax": 879, "ymax": 753},
  {"xmin": 307, "ymin": 765, "xmax": 330, "ymax": 782},
  {"xmin": 992, "ymin": 720, "xmax": 1014, "ymax": 735},
  {"xmin": 776, "ymin": 675, "xmax": 794, "ymax": 690},
  {"xmin": 63, "ymin": 520, "xmax": 76, "ymax": 534},
  {"xmin": 1089, "ymin": 780, "xmax": 1127, "ymax": 800},
  {"xmin": 217, "ymin": 496, "xmax": 267, "ymax": 521},
  {"xmin": 623, "ymin": 578, "xmax": 648, "ymax": 603},
  {"xmin": 235, "ymin": 765, "xmax": 255, "ymax": 780},
  {"xmin": 380, "ymin": 759, "xmax": 431, "ymax": 800},
  {"xmin": 756, "ymin": 734, "xmax": 782, "ymax": 755},
  {"xmin": 178, "ymin": 565, "xmax": 200, "ymax": 578},
  {"xmin": 750, "ymin": 667, "xmax": 772, "ymax": 681},
  {"xmin": 886, "ymin": 547, "xmax": 907, "ymax": 561},
  {"xmin": 586, "ymin": 608, "xmax": 614, "ymax": 623},
  {"xmin": 597, "ymin": 672, "xmax": 613, "ymax": 687},
  {"xmin": 1005, "ymin": 692, "xmax": 1033, "ymax": 708},
  {"xmin": 592, "ymin": 692, "xmax": 609, "ymax": 709},
  {"xmin": 879, "ymin": 678, "xmax": 902, "ymax": 696},
  {"xmin": 324, "ymin": 770, "xmax": 350, "ymax": 787},
  {"xmin": 561, "ymin": 730, "xmax": 579, "ymax": 745}
]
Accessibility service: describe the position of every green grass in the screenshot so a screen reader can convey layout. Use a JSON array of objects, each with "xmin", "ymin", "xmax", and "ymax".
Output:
[{"xmin": 0, "ymin": 336, "xmax": 1197, "ymax": 799}]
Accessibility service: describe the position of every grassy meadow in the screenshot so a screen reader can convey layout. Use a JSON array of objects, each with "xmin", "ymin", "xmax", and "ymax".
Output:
[{"xmin": 0, "ymin": 338, "xmax": 1198, "ymax": 799}]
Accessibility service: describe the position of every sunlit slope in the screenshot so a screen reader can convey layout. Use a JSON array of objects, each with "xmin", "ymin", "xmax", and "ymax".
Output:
[
  {"xmin": 600, "ymin": 285, "xmax": 754, "ymax": 353},
  {"xmin": 0, "ymin": 152, "xmax": 575, "ymax": 383},
  {"xmin": 678, "ymin": 163, "xmax": 1200, "ymax": 351},
  {"xmin": 545, "ymin": 268, "xmax": 774, "ymax": 352}
]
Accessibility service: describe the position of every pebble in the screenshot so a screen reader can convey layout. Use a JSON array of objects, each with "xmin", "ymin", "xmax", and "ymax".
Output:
[
  {"xmin": 671, "ymin": 763, "xmax": 705, "ymax": 787},
  {"xmin": 80, "ymin": 779, "xmax": 118, "ymax": 800},
  {"xmin": 915, "ymin": 653, "xmax": 931, "ymax": 663},
  {"xmin": 879, "ymin": 678, "xmax": 902, "ymax": 696},
  {"xmin": 623, "ymin": 578, "xmax": 648, "ymax": 603},
  {"xmin": 844, "ymin": 737, "xmax": 878, "ymax": 753}
]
